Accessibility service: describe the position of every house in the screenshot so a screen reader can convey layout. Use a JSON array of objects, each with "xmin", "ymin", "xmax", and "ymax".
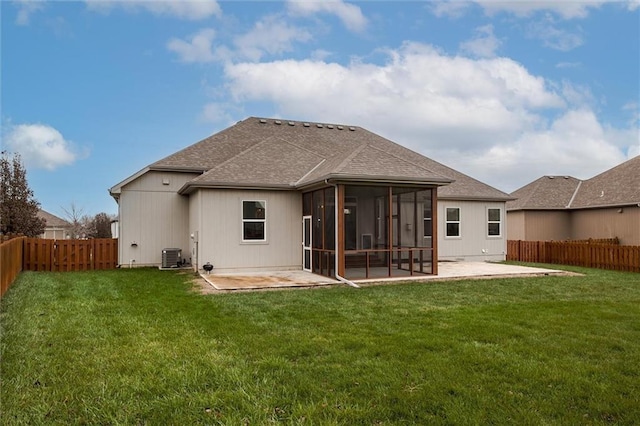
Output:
[
  {"xmin": 109, "ymin": 117, "xmax": 512, "ymax": 281},
  {"xmin": 37, "ymin": 209, "xmax": 71, "ymax": 240},
  {"xmin": 507, "ymin": 156, "xmax": 640, "ymax": 245}
]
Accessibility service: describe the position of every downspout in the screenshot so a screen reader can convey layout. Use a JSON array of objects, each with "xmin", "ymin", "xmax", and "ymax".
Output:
[{"xmin": 326, "ymin": 179, "xmax": 360, "ymax": 288}]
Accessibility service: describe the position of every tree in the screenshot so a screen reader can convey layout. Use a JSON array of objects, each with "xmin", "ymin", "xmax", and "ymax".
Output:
[
  {"xmin": 61, "ymin": 204, "xmax": 113, "ymax": 239},
  {"xmin": 0, "ymin": 151, "xmax": 45, "ymax": 237},
  {"xmin": 61, "ymin": 202, "xmax": 91, "ymax": 239},
  {"xmin": 91, "ymin": 212, "xmax": 112, "ymax": 238}
]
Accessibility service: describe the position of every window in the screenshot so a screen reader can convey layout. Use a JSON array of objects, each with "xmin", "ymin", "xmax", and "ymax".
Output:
[
  {"xmin": 423, "ymin": 205, "xmax": 432, "ymax": 238},
  {"xmin": 445, "ymin": 207, "xmax": 460, "ymax": 237},
  {"xmin": 487, "ymin": 208, "xmax": 501, "ymax": 237},
  {"xmin": 242, "ymin": 200, "xmax": 266, "ymax": 241}
]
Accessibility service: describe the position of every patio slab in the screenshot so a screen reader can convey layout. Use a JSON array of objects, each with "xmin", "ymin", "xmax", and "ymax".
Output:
[
  {"xmin": 200, "ymin": 270, "xmax": 339, "ymax": 291},
  {"xmin": 197, "ymin": 262, "xmax": 573, "ymax": 292}
]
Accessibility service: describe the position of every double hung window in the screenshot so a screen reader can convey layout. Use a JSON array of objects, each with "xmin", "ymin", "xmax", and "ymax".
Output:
[
  {"xmin": 242, "ymin": 201, "xmax": 266, "ymax": 241},
  {"xmin": 487, "ymin": 208, "xmax": 501, "ymax": 237},
  {"xmin": 445, "ymin": 207, "xmax": 460, "ymax": 237}
]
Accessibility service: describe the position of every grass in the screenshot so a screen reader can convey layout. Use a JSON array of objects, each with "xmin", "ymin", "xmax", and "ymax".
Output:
[{"xmin": 1, "ymin": 266, "xmax": 639, "ymax": 425}]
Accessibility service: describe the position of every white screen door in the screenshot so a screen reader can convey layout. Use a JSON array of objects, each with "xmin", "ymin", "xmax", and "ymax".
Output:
[{"xmin": 302, "ymin": 216, "xmax": 312, "ymax": 272}]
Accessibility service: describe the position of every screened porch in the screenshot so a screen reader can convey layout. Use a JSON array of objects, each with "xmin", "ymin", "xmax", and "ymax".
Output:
[{"xmin": 302, "ymin": 184, "xmax": 437, "ymax": 280}]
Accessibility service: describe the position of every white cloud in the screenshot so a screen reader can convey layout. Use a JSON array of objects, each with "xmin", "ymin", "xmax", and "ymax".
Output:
[
  {"xmin": 234, "ymin": 15, "xmax": 312, "ymax": 61},
  {"xmin": 4, "ymin": 124, "xmax": 83, "ymax": 171},
  {"xmin": 464, "ymin": 109, "xmax": 630, "ymax": 191},
  {"xmin": 433, "ymin": 0, "xmax": 639, "ymax": 19},
  {"xmin": 459, "ymin": 24, "xmax": 501, "ymax": 58},
  {"xmin": 216, "ymin": 41, "xmax": 636, "ymax": 192},
  {"xmin": 527, "ymin": 16, "xmax": 584, "ymax": 51},
  {"xmin": 477, "ymin": 0, "xmax": 597, "ymax": 19},
  {"xmin": 200, "ymin": 102, "xmax": 234, "ymax": 124},
  {"xmin": 431, "ymin": 1, "xmax": 471, "ymax": 18},
  {"xmin": 167, "ymin": 28, "xmax": 217, "ymax": 63},
  {"xmin": 224, "ymin": 42, "xmax": 563, "ymax": 149},
  {"xmin": 14, "ymin": 0, "xmax": 45, "ymax": 25},
  {"xmin": 556, "ymin": 61, "xmax": 581, "ymax": 69},
  {"xmin": 85, "ymin": 0, "xmax": 221, "ymax": 20},
  {"xmin": 287, "ymin": 0, "xmax": 367, "ymax": 33}
]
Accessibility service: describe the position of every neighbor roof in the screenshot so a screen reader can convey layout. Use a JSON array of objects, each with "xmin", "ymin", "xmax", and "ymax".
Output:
[
  {"xmin": 111, "ymin": 117, "xmax": 512, "ymax": 201},
  {"xmin": 570, "ymin": 155, "xmax": 640, "ymax": 208},
  {"xmin": 506, "ymin": 176, "xmax": 582, "ymax": 211},
  {"xmin": 507, "ymin": 155, "xmax": 640, "ymax": 211},
  {"xmin": 37, "ymin": 209, "xmax": 70, "ymax": 228}
]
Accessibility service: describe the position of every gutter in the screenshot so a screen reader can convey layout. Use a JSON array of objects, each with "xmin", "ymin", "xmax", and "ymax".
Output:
[{"xmin": 326, "ymin": 179, "xmax": 360, "ymax": 289}]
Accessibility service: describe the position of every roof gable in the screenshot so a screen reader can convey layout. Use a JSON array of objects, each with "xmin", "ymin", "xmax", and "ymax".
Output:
[
  {"xmin": 37, "ymin": 209, "xmax": 71, "ymax": 228},
  {"xmin": 507, "ymin": 176, "xmax": 581, "ymax": 210},
  {"xmin": 508, "ymin": 156, "xmax": 640, "ymax": 211},
  {"xmin": 570, "ymin": 155, "xmax": 640, "ymax": 208},
  {"xmin": 187, "ymin": 136, "xmax": 324, "ymax": 189},
  {"xmin": 113, "ymin": 117, "xmax": 512, "ymax": 201}
]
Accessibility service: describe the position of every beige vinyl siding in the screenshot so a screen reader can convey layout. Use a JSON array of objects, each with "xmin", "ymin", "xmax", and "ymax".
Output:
[
  {"xmin": 438, "ymin": 201, "xmax": 507, "ymax": 261},
  {"xmin": 513, "ymin": 210, "xmax": 571, "ymax": 241},
  {"xmin": 118, "ymin": 171, "xmax": 199, "ymax": 266},
  {"xmin": 571, "ymin": 207, "xmax": 640, "ymax": 245},
  {"xmin": 41, "ymin": 228, "xmax": 70, "ymax": 240},
  {"xmin": 197, "ymin": 189, "xmax": 302, "ymax": 272},
  {"xmin": 506, "ymin": 210, "xmax": 525, "ymax": 240}
]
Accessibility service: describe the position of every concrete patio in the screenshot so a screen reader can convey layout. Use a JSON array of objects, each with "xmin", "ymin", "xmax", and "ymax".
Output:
[{"xmin": 198, "ymin": 262, "xmax": 572, "ymax": 291}]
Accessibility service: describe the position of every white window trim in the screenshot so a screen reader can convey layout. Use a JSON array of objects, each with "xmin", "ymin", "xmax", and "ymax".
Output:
[
  {"xmin": 423, "ymin": 207, "xmax": 432, "ymax": 239},
  {"xmin": 487, "ymin": 207, "xmax": 502, "ymax": 238},
  {"xmin": 444, "ymin": 206, "xmax": 461, "ymax": 239},
  {"xmin": 241, "ymin": 200, "xmax": 267, "ymax": 243}
]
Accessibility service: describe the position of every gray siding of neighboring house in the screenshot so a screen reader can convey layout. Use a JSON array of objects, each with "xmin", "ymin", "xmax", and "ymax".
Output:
[
  {"xmin": 506, "ymin": 210, "xmax": 572, "ymax": 241},
  {"xmin": 118, "ymin": 171, "xmax": 200, "ymax": 267},
  {"xmin": 195, "ymin": 189, "xmax": 302, "ymax": 273},
  {"xmin": 438, "ymin": 201, "xmax": 507, "ymax": 261},
  {"xmin": 571, "ymin": 207, "xmax": 640, "ymax": 245}
]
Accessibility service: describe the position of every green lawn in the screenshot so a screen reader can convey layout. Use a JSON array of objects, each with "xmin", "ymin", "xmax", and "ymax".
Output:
[{"xmin": 1, "ymin": 266, "xmax": 639, "ymax": 425}]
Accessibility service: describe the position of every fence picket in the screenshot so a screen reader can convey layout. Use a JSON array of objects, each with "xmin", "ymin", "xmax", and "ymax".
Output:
[{"xmin": 508, "ymin": 240, "xmax": 639, "ymax": 273}]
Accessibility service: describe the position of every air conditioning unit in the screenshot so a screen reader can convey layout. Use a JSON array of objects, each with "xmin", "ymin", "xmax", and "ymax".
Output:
[{"xmin": 161, "ymin": 248, "xmax": 182, "ymax": 268}]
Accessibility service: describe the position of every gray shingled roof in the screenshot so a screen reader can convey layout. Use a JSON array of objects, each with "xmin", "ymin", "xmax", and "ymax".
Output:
[
  {"xmin": 113, "ymin": 117, "xmax": 512, "ymax": 200},
  {"xmin": 507, "ymin": 156, "xmax": 640, "ymax": 211},
  {"xmin": 37, "ymin": 209, "xmax": 71, "ymax": 228},
  {"xmin": 571, "ymin": 155, "xmax": 640, "ymax": 208},
  {"xmin": 506, "ymin": 176, "xmax": 581, "ymax": 210}
]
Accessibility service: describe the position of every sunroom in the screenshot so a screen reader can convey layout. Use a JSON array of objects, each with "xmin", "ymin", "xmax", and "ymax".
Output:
[{"xmin": 302, "ymin": 182, "xmax": 441, "ymax": 281}]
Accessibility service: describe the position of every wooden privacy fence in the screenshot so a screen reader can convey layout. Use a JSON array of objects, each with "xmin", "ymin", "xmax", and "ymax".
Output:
[
  {"xmin": 507, "ymin": 240, "xmax": 640, "ymax": 273},
  {"xmin": 1, "ymin": 238, "xmax": 118, "ymax": 299},
  {"xmin": 1, "ymin": 237, "xmax": 25, "ymax": 299},
  {"xmin": 23, "ymin": 238, "xmax": 118, "ymax": 272}
]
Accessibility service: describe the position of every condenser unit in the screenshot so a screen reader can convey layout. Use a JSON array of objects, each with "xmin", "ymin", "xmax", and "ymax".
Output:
[{"xmin": 161, "ymin": 248, "xmax": 182, "ymax": 268}]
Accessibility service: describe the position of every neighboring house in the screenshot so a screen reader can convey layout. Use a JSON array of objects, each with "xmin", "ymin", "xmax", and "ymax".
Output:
[
  {"xmin": 507, "ymin": 156, "xmax": 640, "ymax": 245},
  {"xmin": 109, "ymin": 117, "xmax": 511, "ymax": 280},
  {"xmin": 37, "ymin": 209, "xmax": 71, "ymax": 239}
]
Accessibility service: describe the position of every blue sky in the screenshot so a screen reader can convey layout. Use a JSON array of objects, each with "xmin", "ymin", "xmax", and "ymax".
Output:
[{"xmin": 2, "ymin": 0, "xmax": 639, "ymax": 218}]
